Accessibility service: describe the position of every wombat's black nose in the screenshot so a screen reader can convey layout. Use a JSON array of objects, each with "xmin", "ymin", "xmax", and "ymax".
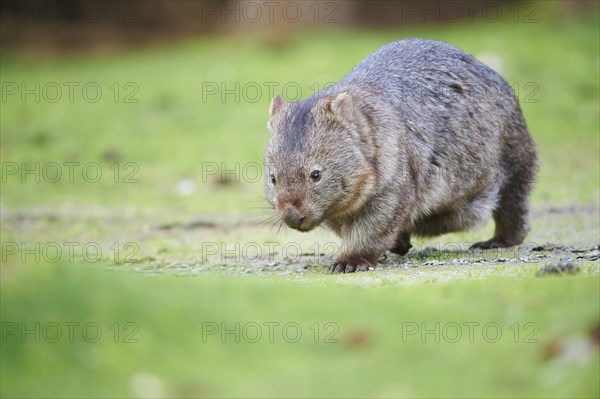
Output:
[{"xmin": 281, "ymin": 206, "xmax": 306, "ymax": 229}]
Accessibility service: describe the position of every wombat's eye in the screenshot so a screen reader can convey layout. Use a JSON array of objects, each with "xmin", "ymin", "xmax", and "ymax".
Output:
[
  {"xmin": 270, "ymin": 174, "xmax": 276, "ymax": 185},
  {"xmin": 310, "ymin": 170, "xmax": 321, "ymax": 182}
]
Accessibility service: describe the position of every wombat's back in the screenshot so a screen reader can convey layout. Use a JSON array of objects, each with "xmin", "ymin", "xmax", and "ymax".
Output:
[{"xmin": 342, "ymin": 38, "xmax": 510, "ymax": 96}]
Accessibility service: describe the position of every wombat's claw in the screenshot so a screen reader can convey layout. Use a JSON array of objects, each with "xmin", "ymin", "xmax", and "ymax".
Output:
[
  {"xmin": 329, "ymin": 261, "xmax": 371, "ymax": 273},
  {"xmin": 329, "ymin": 263, "xmax": 348, "ymax": 273}
]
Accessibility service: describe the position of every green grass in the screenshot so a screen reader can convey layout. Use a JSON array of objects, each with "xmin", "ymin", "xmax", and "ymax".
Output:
[
  {"xmin": 1, "ymin": 5, "xmax": 599, "ymax": 398},
  {"xmin": 2, "ymin": 263, "xmax": 599, "ymax": 398}
]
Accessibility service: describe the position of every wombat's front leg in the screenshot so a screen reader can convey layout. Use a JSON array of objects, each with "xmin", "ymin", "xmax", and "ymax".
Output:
[{"xmin": 329, "ymin": 206, "xmax": 402, "ymax": 273}]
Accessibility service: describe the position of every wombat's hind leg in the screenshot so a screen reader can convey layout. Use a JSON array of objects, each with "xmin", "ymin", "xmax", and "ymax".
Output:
[
  {"xmin": 390, "ymin": 231, "xmax": 412, "ymax": 256},
  {"xmin": 470, "ymin": 171, "xmax": 533, "ymax": 250}
]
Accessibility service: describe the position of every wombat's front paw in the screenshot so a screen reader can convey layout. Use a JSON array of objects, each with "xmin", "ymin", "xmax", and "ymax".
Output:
[{"xmin": 329, "ymin": 255, "xmax": 377, "ymax": 273}]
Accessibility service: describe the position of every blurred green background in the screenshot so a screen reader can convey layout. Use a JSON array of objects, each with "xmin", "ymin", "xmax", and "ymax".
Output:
[{"xmin": 1, "ymin": 1, "xmax": 599, "ymax": 398}]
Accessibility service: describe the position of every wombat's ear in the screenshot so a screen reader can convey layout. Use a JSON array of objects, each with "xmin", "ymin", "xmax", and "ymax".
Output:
[
  {"xmin": 325, "ymin": 91, "xmax": 354, "ymax": 122},
  {"xmin": 267, "ymin": 95, "xmax": 285, "ymax": 132},
  {"xmin": 269, "ymin": 95, "xmax": 285, "ymax": 119}
]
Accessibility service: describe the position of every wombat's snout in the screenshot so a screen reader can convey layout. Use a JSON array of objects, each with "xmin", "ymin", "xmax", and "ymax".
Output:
[{"xmin": 281, "ymin": 205, "xmax": 306, "ymax": 230}]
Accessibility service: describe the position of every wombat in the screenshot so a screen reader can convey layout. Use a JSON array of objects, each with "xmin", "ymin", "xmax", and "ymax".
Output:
[{"xmin": 264, "ymin": 39, "xmax": 537, "ymax": 273}]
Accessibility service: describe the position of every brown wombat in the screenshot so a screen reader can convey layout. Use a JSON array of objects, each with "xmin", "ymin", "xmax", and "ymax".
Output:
[{"xmin": 264, "ymin": 39, "xmax": 538, "ymax": 273}]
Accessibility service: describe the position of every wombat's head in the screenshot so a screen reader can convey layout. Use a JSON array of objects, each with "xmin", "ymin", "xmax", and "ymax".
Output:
[{"xmin": 264, "ymin": 91, "xmax": 377, "ymax": 232}]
